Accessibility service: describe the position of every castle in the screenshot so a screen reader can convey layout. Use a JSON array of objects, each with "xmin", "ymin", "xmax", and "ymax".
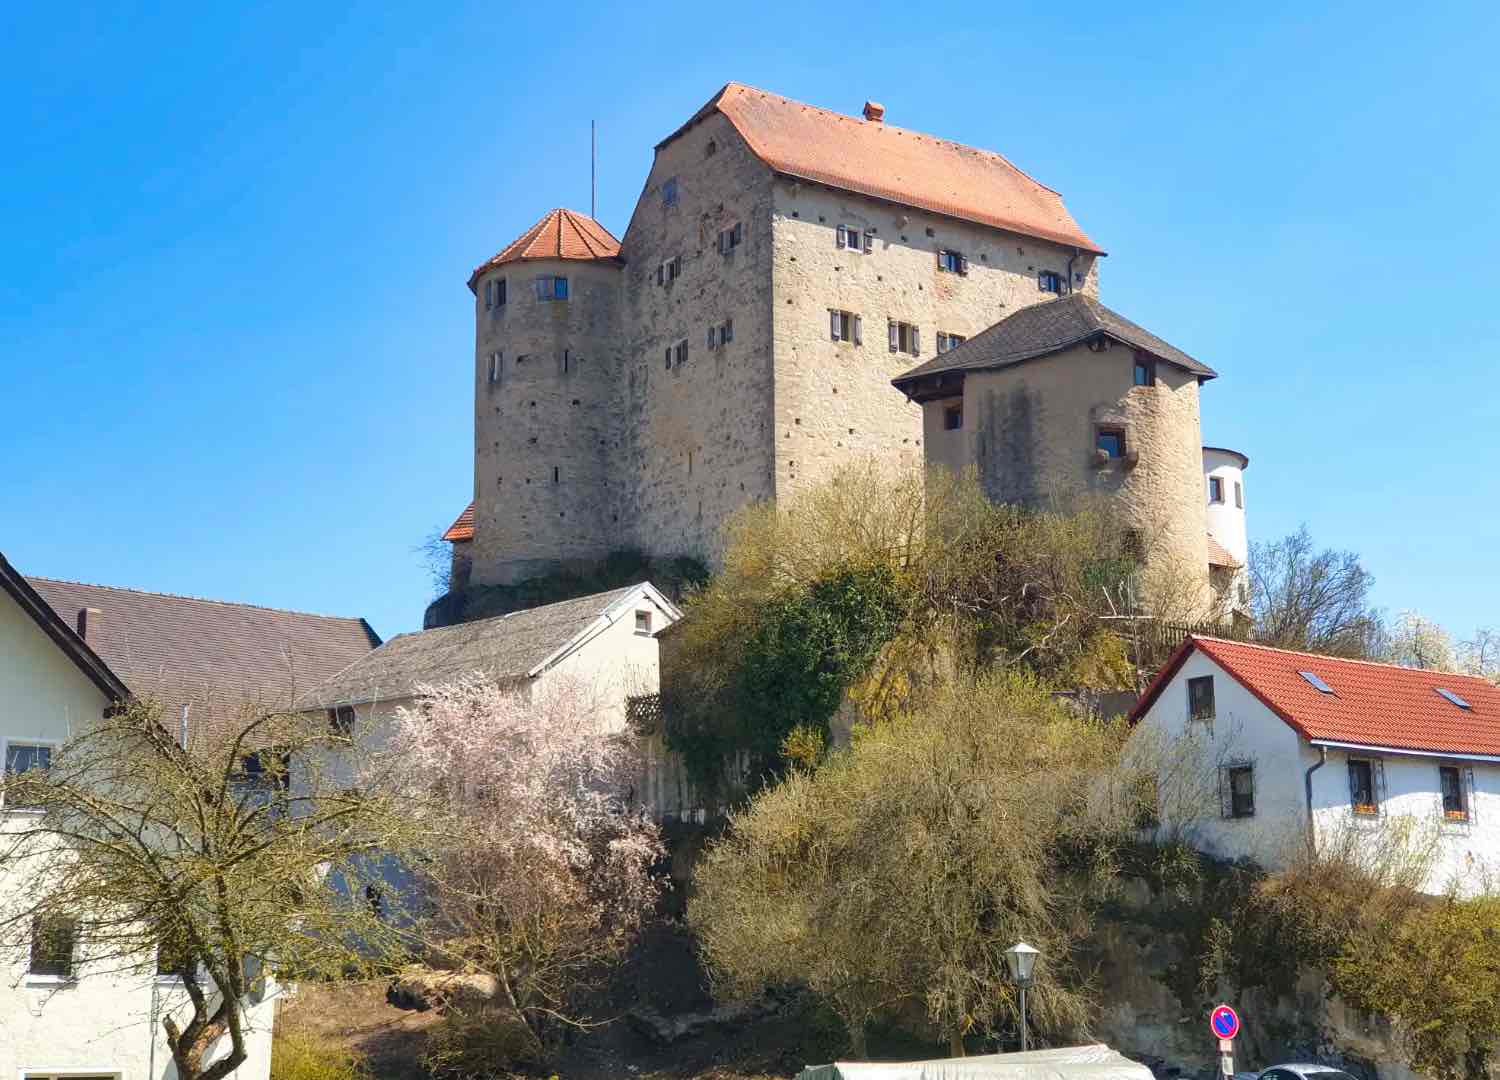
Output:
[{"xmin": 442, "ymin": 83, "xmax": 1248, "ymax": 620}]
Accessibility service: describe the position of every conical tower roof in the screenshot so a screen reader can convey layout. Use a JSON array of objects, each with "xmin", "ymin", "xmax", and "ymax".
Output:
[{"xmin": 468, "ymin": 208, "xmax": 622, "ymax": 289}]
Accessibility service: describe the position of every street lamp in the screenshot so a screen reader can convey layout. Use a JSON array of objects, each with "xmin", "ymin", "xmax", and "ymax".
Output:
[{"xmin": 1004, "ymin": 941, "xmax": 1040, "ymax": 1052}]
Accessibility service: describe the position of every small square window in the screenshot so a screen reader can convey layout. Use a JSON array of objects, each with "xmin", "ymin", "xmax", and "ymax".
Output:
[
  {"xmin": 1187, "ymin": 675, "xmax": 1215, "ymax": 721},
  {"xmin": 1209, "ymin": 477, "xmax": 1225, "ymax": 503},
  {"xmin": 943, "ymin": 403, "xmax": 962, "ymax": 431},
  {"xmin": 635, "ymin": 610, "xmax": 652, "ymax": 634},
  {"xmin": 662, "ymin": 177, "xmax": 679, "ymax": 207},
  {"xmin": 888, "ymin": 321, "xmax": 920, "ymax": 356},
  {"xmin": 1133, "ymin": 357, "xmax": 1156, "ymax": 386},
  {"xmin": 1096, "ymin": 428, "xmax": 1125, "ymax": 458},
  {"xmin": 1039, "ymin": 270, "xmax": 1063, "ymax": 293},
  {"xmin": 830, "ymin": 310, "xmax": 861, "ymax": 344}
]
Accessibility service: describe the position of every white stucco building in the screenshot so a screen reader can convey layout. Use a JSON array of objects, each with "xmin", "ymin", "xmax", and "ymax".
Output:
[
  {"xmin": 0, "ymin": 556, "xmax": 280, "ymax": 1080},
  {"xmin": 1130, "ymin": 635, "xmax": 1500, "ymax": 896},
  {"xmin": 300, "ymin": 582, "xmax": 697, "ymax": 820}
]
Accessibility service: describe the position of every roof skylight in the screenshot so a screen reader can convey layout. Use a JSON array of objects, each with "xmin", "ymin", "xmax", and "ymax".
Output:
[
  {"xmin": 1299, "ymin": 671, "xmax": 1335, "ymax": 694},
  {"xmin": 1436, "ymin": 688, "xmax": 1472, "ymax": 710}
]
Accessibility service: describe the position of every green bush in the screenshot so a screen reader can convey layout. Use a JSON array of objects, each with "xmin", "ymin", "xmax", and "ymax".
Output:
[
  {"xmin": 269, "ymin": 1031, "xmax": 368, "ymax": 1080},
  {"xmin": 421, "ymin": 1008, "xmax": 542, "ymax": 1079}
]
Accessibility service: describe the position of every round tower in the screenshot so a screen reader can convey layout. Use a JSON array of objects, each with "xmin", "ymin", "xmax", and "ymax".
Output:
[
  {"xmin": 1202, "ymin": 446, "xmax": 1250, "ymax": 615},
  {"xmin": 467, "ymin": 209, "xmax": 625, "ymax": 587}
]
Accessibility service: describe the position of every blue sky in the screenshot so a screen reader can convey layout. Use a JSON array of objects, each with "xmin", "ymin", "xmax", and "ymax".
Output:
[{"xmin": 1, "ymin": 1, "xmax": 1496, "ymax": 643}]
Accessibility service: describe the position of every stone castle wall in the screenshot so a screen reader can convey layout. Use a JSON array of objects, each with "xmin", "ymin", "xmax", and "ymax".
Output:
[
  {"xmin": 927, "ymin": 340, "xmax": 1211, "ymax": 615},
  {"xmin": 769, "ymin": 179, "xmax": 1100, "ymax": 500},
  {"xmin": 470, "ymin": 256, "xmax": 624, "ymax": 586},
  {"xmin": 615, "ymin": 112, "xmax": 778, "ymax": 564}
]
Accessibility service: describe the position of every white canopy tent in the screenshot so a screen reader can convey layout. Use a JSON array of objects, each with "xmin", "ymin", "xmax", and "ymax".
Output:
[{"xmin": 797, "ymin": 1043, "xmax": 1156, "ymax": 1080}]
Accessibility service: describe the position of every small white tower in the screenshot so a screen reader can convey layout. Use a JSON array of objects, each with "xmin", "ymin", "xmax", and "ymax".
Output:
[{"xmin": 1202, "ymin": 447, "xmax": 1249, "ymax": 617}]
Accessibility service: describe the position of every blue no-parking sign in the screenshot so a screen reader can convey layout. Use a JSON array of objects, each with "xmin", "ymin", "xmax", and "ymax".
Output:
[{"xmin": 1210, "ymin": 1004, "xmax": 1241, "ymax": 1040}]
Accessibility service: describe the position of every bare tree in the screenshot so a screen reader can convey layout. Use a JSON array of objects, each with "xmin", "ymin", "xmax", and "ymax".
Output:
[
  {"xmin": 1250, "ymin": 525, "xmax": 1386, "ymax": 657},
  {"xmin": 0, "ymin": 698, "xmax": 421, "ymax": 1080}
]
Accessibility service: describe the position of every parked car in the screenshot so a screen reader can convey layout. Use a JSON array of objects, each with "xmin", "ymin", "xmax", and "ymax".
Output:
[{"xmin": 1259, "ymin": 1065, "xmax": 1361, "ymax": 1080}]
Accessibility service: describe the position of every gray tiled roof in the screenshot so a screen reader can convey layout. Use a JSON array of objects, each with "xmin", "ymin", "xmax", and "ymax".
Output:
[
  {"xmin": 28, "ymin": 577, "xmax": 379, "ymax": 749},
  {"xmin": 893, "ymin": 293, "xmax": 1216, "ymax": 388},
  {"xmin": 301, "ymin": 584, "xmax": 649, "ymax": 709}
]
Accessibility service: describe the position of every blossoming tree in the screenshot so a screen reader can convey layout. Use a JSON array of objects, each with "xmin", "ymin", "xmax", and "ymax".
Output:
[{"xmin": 385, "ymin": 675, "xmax": 662, "ymax": 1051}]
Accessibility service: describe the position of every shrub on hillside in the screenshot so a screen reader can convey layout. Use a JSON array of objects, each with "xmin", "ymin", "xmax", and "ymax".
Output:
[
  {"xmin": 421, "ymin": 1008, "xmax": 542, "ymax": 1078},
  {"xmin": 269, "ymin": 1031, "xmax": 368, "ymax": 1080}
]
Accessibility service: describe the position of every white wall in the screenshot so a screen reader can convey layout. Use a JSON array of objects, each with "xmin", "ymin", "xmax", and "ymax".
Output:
[
  {"xmin": 1134, "ymin": 647, "xmax": 1500, "ymax": 896},
  {"xmin": 1131, "ymin": 649, "xmax": 1309, "ymax": 867},
  {"xmin": 0, "ymin": 590, "xmax": 277, "ymax": 1080}
]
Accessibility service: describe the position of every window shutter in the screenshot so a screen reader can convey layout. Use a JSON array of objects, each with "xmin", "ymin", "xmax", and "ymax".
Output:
[
  {"xmin": 707, "ymin": 326, "xmax": 716, "ymax": 349},
  {"xmin": 1375, "ymin": 759, "xmax": 1388, "ymax": 817},
  {"xmin": 830, "ymin": 310, "xmax": 840, "ymax": 341},
  {"xmin": 665, "ymin": 347, "xmax": 672, "ymax": 369},
  {"xmin": 1348, "ymin": 762, "xmax": 1361, "ymax": 807},
  {"xmin": 1466, "ymin": 766, "xmax": 1478, "ymax": 825},
  {"xmin": 656, "ymin": 264, "xmax": 664, "ymax": 285},
  {"xmin": 911, "ymin": 327, "xmax": 920, "ymax": 355},
  {"xmin": 852, "ymin": 316, "xmax": 862, "ymax": 346},
  {"xmin": 863, "ymin": 230, "xmax": 873, "ymax": 254},
  {"xmin": 733, "ymin": 222, "xmax": 742, "ymax": 245},
  {"xmin": 837, "ymin": 224, "xmax": 847, "ymax": 249},
  {"xmin": 718, "ymin": 230, "xmax": 727, "ymax": 254},
  {"xmin": 1219, "ymin": 766, "xmax": 1232, "ymax": 819},
  {"xmin": 888, "ymin": 321, "xmax": 898, "ymax": 353}
]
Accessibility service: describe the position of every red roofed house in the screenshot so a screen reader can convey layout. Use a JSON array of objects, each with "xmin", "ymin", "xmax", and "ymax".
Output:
[
  {"xmin": 445, "ymin": 82, "xmax": 1247, "ymax": 624},
  {"xmin": 1130, "ymin": 635, "xmax": 1500, "ymax": 895}
]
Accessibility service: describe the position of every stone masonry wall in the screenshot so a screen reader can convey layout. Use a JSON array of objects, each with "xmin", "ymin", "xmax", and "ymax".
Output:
[
  {"xmin": 471, "ymin": 256, "xmax": 624, "ymax": 586},
  {"xmin": 937, "ymin": 340, "xmax": 1212, "ymax": 615},
  {"xmin": 770, "ymin": 179, "xmax": 1100, "ymax": 501},
  {"xmin": 615, "ymin": 112, "xmax": 778, "ymax": 564}
]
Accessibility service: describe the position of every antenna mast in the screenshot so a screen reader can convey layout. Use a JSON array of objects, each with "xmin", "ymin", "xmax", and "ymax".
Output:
[{"xmin": 591, "ymin": 119, "xmax": 597, "ymax": 219}]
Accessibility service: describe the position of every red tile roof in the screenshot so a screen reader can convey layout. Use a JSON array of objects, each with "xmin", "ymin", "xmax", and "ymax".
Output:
[
  {"xmin": 1134, "ymin": 636, "xmax": 1500, "ymax": 757},
  {"xmin": 666, "ymin": 83, "xmax": 1103, "ymax": 255},
  {"xmin": 468, "ymin": 209, "xmax": 622, "ymax": 290},
  {"xmin": 1206, "ymin": 535, "xmax": 1240, "ymax": 569},
  {"xmin": 443, "ymin": 502, "xmax": 475, "ymax": 543}
]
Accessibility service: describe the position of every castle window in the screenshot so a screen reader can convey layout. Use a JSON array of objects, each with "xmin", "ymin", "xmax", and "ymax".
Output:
[
  {"xmin": 707, "ymin": 325, "xmax": 717, "ymax": 350},
  {"xmin": 835, "ymin": 225, "xmax": 872, "ymax": 254},
  {"xmin": 888, "ymin": 321, "xmax": 920, "ymax": 356},
  {"xmin": 662, "ymin": 177, "xmax": 679, "ymax": 207},
  {"xmin": 1038, "ymin": 270, "xmax": 1063, "ymax": 294},
  {"xmin": 705, "ymin": 139, "xmax": 717, "ymax": 157},
  {"xmin": 484, "ymin": 280, "xmax": 492, "ymax": 310},
  {"xmin": 534, "ymin": 276, "xmax": 568, "ymax": 301},
  {"xmin": 1133, "ymin": 356, "xmax": 1156, "ymax": 386},
  {"xmin": 487, "ymin": 351, "xmax": 501, "ymax": 384},
  {"xmin": 1095, "ymin": 426, "xmax": 1125, "ymax": 458},
  {"xmin": 1235, "ymin": 482, "xmax": 1243, "ymax": 509},
  {"xmin": 943, "ymin": 402, "xmax": 963, "ymax": 431},
  {"xmin": 830, "ymin": 310, "xmax": 861, "ymax": 345},
  {"xmin": 658, "ymin": 255, "xmax": 683, "ymax": 286},
  {"xmin": 937, "ymin": 332, "xmax": 966, "ymax": 354},
  {"xmin": 664, "ymin": 347, "xmax": 672, "ymax": 369},
  {"xmin": 1208, "ymin": 476, "xmax": 1225, "ymax": 504},
  {"xmin": 496, "ymin": 278, "xmax": 506, "ymax": 306},
  {"xmin": 721, "ymin": 318, "xmax": 733, "ymax": 344},
  {"xmin": 674, "ymin": 340, "xmax": 689, "ymax": 367},
  {"xmin": 719, "ymin": 222, "xmax": 743, "ymax": 254},
  {"xmin": 937, "ymin": 250, "xmax": 969, "ymax": 275},
  {"xmin": 553, "ymin": 466, "xmax": 560, "ymax": 483}
]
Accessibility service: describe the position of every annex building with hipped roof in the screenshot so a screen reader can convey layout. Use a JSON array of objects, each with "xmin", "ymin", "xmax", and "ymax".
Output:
[
  {"xmin": 446, "ymin": 82, "xmax": 1247, "ymax": 623},
  {"xmin": 1129, "ymin": 635, "xmax": 1500, "ymax": 895}
]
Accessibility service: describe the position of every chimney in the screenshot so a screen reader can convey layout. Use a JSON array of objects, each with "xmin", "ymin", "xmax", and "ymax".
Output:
[
  {"xmin": 76, "ymin": 607, "xmax": 102, "ymax": 642},
  {"xmin": 862, "ymin": 100, "xmax": 885, "ymax": 123}
]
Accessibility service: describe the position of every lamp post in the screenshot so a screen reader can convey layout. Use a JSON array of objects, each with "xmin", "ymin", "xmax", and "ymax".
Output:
[{"xmin": 1004, "ymin": 941, "xmax": 1040, "ymax": 1053}]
